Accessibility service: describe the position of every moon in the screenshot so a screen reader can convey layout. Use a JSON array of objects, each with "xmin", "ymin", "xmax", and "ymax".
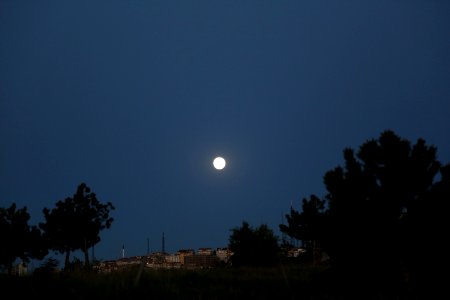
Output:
[{"xmin": 213, "ymin": 157, "xmax": 226, "ymax": 170}]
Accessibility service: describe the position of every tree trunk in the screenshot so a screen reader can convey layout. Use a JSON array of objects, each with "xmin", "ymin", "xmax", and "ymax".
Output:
[
  {"xmin": 84, "ymin": 248, "xmax": 89, "ymax": 268},
  {"xmin": 64, "ymin": 250, "xmax": 70, "ymax": 271},
  {"xmin": 83, "ymin": 238, "xmax": 89, "ymax": 268}
]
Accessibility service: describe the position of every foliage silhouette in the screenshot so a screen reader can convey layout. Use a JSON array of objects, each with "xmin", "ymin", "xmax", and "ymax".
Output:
[
  {"xmin": 229, "ymin": 221, "xmax": 279, "ymax": 267},
  {"xmin": 40, "ymin": 182, "xmax": 115, "ymax": 270},
  {"xmin": 0, "ymin": 203, "xmax": 47, "ymax": 273},
  {"xmin": 33, "ymin": 257, "xmax": 60, "ymax": 276},
  {"xmin": 279, "ymin": 195, "xmax": 327, "ymax": 264},
  {"xmin": 280, "ymin": 130, "xmax": 449, "ymax": 292}
]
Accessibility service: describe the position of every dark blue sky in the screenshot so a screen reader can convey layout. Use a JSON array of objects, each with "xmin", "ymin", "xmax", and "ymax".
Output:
[{"xmin": 1, "ymin": 0, "xmax": 449, "ymax": 262}]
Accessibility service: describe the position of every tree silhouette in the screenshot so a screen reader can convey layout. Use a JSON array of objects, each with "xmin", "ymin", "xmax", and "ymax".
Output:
[
  {"xmin": 0, "ymin": 203, "xmax": 47, "ymax": 274},
  {"xmin": 281, "ymin": 130, "xmax": 449, "ymax": 290},
  {"xmin": 280, "ymin": 195, "xmax": 327, "ymax": 264},
  {"xmin": 40, "ymin": 183, "xmax": 115, "ymax": 270},
  {"xmin": 229, "ymin": 221, "xmax": 279, "ymax": 267}
]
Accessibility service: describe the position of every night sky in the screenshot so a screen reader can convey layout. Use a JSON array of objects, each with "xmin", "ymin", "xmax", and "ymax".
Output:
[{"xmin": 1, "ymin": 0, "xmax": 449, "ymax": 263}]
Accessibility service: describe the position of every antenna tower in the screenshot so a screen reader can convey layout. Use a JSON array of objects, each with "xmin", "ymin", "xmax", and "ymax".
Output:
[{"xmin": 162, "ymin": 232, "xmax": 165, "ymax": 254}]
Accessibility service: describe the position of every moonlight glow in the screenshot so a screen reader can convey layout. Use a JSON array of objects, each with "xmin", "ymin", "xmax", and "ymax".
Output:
[{"xmin": 213, "ymin": 157, "xmax": 226, "ymax": 170}]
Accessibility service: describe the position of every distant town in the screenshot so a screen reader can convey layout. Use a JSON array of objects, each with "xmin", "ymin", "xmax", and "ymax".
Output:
[
  {"xmin": 95, "ymin": 246, "xmax": 306, "ymax": 273},
  {"xmin": 96, "ymin": 247, "xmax": 232, "ymax": 272}
]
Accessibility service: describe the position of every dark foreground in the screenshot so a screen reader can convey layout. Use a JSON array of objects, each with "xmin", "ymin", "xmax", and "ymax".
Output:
[{"xmin": 0, "ymin": 263, "xmax": 431, "ymax": 299}]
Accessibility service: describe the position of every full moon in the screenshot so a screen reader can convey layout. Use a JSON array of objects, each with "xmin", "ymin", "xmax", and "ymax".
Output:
[{"xmin": 213, "ymin": 157, "xmax": 226, "ymax": 170}]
